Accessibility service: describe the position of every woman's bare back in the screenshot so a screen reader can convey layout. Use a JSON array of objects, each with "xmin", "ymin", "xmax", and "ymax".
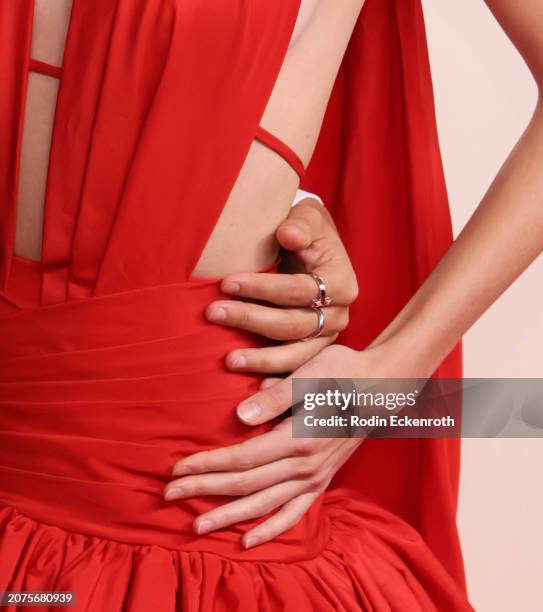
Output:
[
  {"xmin": 14, "ymin": 0, "xmax": 72, "ymax": 261},
  {"xmin": 14, "ymin": 0, "xmax": 365, "ymax": 275}
]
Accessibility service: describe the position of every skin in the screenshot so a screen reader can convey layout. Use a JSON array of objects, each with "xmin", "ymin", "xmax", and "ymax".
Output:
[
  {"xmin": 14, "ymin": 0, "xmax": 72, "ymax": 260},
  {"xmin": 16, "ymin": 0, "xmax": 364, "ymax": 280},
  {"xmin": 18, "ymin": 0, "xmax": 541, "ymax": 556},
  {"xmin": 192, "ymin": 0, "xmax": 366, "ymax": 276},
  {"xmin": 208, "ymin": 200, "xmax": 357, "ymax": 370},
  {"xmin": 165, "ymin": 0, "xmax": 543, "ymax": 549},
  {"xmin": 16, "ymin": 3, "xmax": 360, "ymax": 373},
  {"xmin": 18, "ymin": 0, "xmax": 363, "ymax": 544}
]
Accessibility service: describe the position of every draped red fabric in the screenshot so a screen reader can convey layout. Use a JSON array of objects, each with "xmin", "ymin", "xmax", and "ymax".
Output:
[
  {"xmin": 301, "ymin": 0, "xmax": 466, "ymax": 590},
  {"xmin": 0, "ymin": 0, "xmax": 470, "ymax": 610}
]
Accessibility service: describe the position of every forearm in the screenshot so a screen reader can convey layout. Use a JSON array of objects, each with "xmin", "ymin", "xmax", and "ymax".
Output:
[{"xmin": 370, "ymin": 98, "xmax": 543, "ymax": 374}]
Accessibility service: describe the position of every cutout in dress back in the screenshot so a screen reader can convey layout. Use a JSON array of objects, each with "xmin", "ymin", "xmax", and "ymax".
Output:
[{"xmin": 13, "ymin": 0, "xmax": 72, "ymax": 262}]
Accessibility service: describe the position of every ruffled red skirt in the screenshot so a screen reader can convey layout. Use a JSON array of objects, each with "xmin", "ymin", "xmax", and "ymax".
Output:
[
  {"xmin": 0, "ymin": 0, "xmax": 472, "ymax": 608},
  {"xmin": 1, "ymin": 497, "xmax": 471, "ymax": 612},
  {"xmin": 0, "ymin": 260, "xmax": 472, "ymax": 611}
]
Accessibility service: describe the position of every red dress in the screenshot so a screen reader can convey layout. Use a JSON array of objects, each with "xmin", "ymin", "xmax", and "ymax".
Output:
[{"xmin": 0, "ymin": 0, "xmax": 471, "ymax": 610}]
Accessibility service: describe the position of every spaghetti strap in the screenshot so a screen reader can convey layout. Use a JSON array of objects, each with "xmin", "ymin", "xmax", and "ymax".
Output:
[
  {"xmin": 254, "ymin": 125, "xmax": 305, "ymax": 180},
  {"xmin": 29, "ymin": 58, "xmax": 62, "ymax": 79},
  {"xmin": 0, "ymin": 2, "xmax": 471, "ymax": 609}
]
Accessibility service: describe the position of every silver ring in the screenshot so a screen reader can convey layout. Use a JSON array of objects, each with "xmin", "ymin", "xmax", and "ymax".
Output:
[
  {"xmin": 303, "ymin": 306, "xmax": 325, "ymax": 340},
  {"xmin": 309, "ymin": 272, "xmax": 331, "ymax": 308}
]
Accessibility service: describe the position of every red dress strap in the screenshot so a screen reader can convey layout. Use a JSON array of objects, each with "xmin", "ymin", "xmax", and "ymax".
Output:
[
  {"xmin": 254, "ymin": 125, "xmax": 305, "ymax": 180},
  {"xmin": 29, "ymin": 58, "xmax": 62, "ymax": 79}
]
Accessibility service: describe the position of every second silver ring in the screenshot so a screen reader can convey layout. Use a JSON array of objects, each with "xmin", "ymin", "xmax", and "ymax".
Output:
[{"xmin": 303, "ymin": 306, "xmax": 325, "ymax": 340}]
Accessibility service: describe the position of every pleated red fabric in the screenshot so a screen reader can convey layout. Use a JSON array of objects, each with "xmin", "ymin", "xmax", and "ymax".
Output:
[{"xmin": 0, "ymin": 0, "xmax": 471, "ymax": 610}]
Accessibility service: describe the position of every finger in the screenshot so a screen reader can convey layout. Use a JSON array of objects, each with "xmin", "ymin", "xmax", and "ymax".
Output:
[
  {"xmin": 220, "ymin": 269, "xmax": 353, "ymax": 307},
  {"xmin": 236, "ymin": 345, "xmax": 355, "ymax": 425},
  {"xmin": 172, "ymin": 424, "xmax": 298, "ymax": 476},
  {"xmin": 242, "ymin": 492, "xmax": 320, "ymax": 548},
  {"xmin": 237, "ymin": 374, "xmax": 294, "ymax": 425},
  {"xmin": 193, "ymin": 479, "xmax": 311, "ymax": 535},
  {"xmin": 287, "ymin": 234, "xmax": 358, "ymax": 305},
  {"xmin": 241, "ymin": 443, "xmax": 359, "ymax": 547},
  {"xmin": 166, "ymin": 455, "xmax": 313, "ymax": 500},
  {"xmin": 222, "ymin": 264, "xmax": 357, "ymax": 309},
  {"xmin": 275, "ymin": 201, "xmax": 326, "ymax": 251},
  {"xmin": 278, "ymin": 202, "xmax": 358, "ymax": 305},
  {"xmin": 205, "ymin": 301, "xmax": 346, "ymax": 341},
  {"xmin": 260, "ymin": 377, "xmax": 283, "ymax": 390},
  {"xmin": 226, "ymin": 335, "xmax": 337, "ymax": 374},
  {"xmin": 236, "ymin": 358, "xmax": 331, "ymax": 425}
]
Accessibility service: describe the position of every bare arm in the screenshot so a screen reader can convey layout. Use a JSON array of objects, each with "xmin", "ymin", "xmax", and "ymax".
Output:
[
  {"xmin": 369, "ymin": 0, "xmax": 543, "ymax": 375},
  {"xmin": 193, "ymin": 0, "xmax": 365, "ymax": 277},
  {"xmin": 205, "ymin": 0, "xmax": 543, "ymax": 380},
  {"xmin": 166, "ymin": 0, "xmax": 543, "ymax": 549}
]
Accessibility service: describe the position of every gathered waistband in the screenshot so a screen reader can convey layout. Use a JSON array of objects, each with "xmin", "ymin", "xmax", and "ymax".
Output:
[{"xmin": 0, "ymin": 279, "xmax": 327, "ymax": 561}]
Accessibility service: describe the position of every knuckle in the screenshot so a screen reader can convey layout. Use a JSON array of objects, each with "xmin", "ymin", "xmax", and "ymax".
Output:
[
  {"xmin": 337, "ymin": 309, "xmax": 350, "ymax": 331},
  {"xmin": 184, "ymin": 479, "xmax": 200, "ymax": 496},
  {"xmin": 218, "ymin": 509, "xmax": 237, "ymax": 526},
  {"xmin": 253, "ymin": 353, "xmax": 271, "ymax": 370},
  {"xmin": 345, "ymin": 278, "xmax": 359, "ymax": 304},
  {"xmin": 304, "ymin": 472, "xmax": 325, "ymax": 490},
  {"xmin": 193, "ymin": 452, "xmax": 210, "ymax": 472},
  {"xmin": 286, "ymin": 279, "xmax": 307, "ymax": 303},
  {"xmin": 273, "ymin": 347, "xmax": 301, "ymax": 372},
  {"xmin": 238, "ymin": 307, "xmax": 251, "ymax": 327},
  {"xmin": 296, "ymin": 457, "xmax": 319, "ymax": 478},
  {"xmin": 234, "ymin": 473, "xmax": 255, "ymax": 496},
  {"xmin": 292, "ymin": 438, "xmax": 315, "ymax": 456},
  {"xmin": 253, "ymin": 497, "xmax": 274, "ymax": 517},
  {"xmin": 268, "ymin": 385, "xmax": 289, "ymax": 413},
  {"xmin": 232, "ymin": 446, "xmax": 256, "ymax": 470},
  {"xmin": 283, "ymin": 355, "xmax": 302, "ymax": 373},
  {"xmin": 319, "ymin": 334, "xmax": 338, "ymax": 348},
  {"xmin": 280, "ymin": 314, "xmax": 304, "ymax": 340}
]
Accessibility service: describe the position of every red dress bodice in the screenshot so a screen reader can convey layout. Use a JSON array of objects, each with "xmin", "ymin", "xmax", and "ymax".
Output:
[{"xmin": 0, "ymin": 2, "xmax": 470, "ymax": 610}]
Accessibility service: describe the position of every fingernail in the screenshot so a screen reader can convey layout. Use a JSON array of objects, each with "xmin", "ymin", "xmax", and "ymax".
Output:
[
  {"xmin": 231, "ymin": 355, "xmax": 247, "ymax": 369},
  {"xmin": 237, "ymin": 402, "xmax": 261, "ymax": 423},
  {"xmin": 164, "ymin": 487, "xmax": 185, "ymax": 501},
  {"xmin": 172, "ymin": 464, "xmax": 192, "ymax": 477},
  {"xmin": 197, "ymin": 519, "xmax": 215, "ymax": 535},
  {"xmin": 208, "ymin": 307, "xmax": 227, "ymax": 322},
  {"xmin": 244, "ymin": 536, "xmax": 259, "ymax": 549},
  {"xmin": 222, "ymin": 281, "xmax": 241, "ymax": 294}
]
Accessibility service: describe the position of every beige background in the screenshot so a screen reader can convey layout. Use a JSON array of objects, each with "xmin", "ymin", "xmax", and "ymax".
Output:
[{"xmin": 421, "ymin": 1, "xmax": 543, "ymax": 610}]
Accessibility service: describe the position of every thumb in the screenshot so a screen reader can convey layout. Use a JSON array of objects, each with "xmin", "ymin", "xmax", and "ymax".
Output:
[
  {"xmin": 276, "ymin": 201, "xmax": 325, "ymax": 251},
  {"xmin": 237, "ymin": 374, "xmax": 293, "ymax": 425}
]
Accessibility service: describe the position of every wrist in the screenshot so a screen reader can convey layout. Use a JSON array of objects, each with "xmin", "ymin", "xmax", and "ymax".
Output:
[
  {"xmin": 365, "ymin": 326, "xmax": 447, "ymax": 379},
  {"xmin": 366, "ymin": 293, "xmax": 461, "ymax": 377}
]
